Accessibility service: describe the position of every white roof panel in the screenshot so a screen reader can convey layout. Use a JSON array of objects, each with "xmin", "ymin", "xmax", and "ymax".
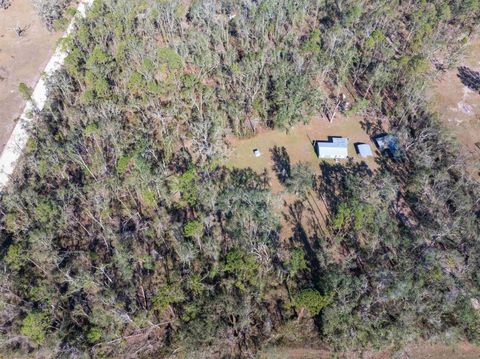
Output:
[
  {"xmin": 316, "ymin": 138, "xmax": 348, "ymax": 159},
  {"xmin": 357, "ymin": 144, "xmax": 373, "ymax": 157}
]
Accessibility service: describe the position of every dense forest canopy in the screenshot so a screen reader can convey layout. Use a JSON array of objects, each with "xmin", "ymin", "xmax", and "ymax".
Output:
[{"xmin": 0, "ymin": 0, "xmax": 479, "ymax": 357}]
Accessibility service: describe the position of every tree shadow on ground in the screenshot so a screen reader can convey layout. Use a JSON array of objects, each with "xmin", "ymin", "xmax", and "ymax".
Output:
[
  {"xmin": 270, "ymin": 145, "xmax": 291, "ymax": 183},
  {"xmin": 457, "ymin": 66, "xmax": 480, "ymax": 92},
  {"xmin": 284, "ymin": 200, "xmax": 333, "ymax": 333},
  {"xmin": 285, "ymin": 201, "xmax": 322, "ymax": 280},
  {"xmin": 360, "ymin": 117, "xmax": 384, "ymax": 137},
  {"xmin": 314, "ymin": 159, "xmax": 373, "ymax": 220}
]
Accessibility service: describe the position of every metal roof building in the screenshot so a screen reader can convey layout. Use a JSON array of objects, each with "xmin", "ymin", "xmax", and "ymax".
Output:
[
  {"xmin": 316, "ymin": 137, "xmax": 348, "ymax": 159},
  {"xmin": 374, "ymin": 134, "xmax": 402, "ymax": 160},
  {"xmin": 357, "ymin": 143, "xmax": 373, "ymax": 157},
  {"xmin": 375, "ymin": 134, "xmax": 399, "ymax": 152}
]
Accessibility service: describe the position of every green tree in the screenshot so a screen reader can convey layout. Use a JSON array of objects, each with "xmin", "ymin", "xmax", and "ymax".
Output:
[
  {"xmin": 152, "ymin": 284, "xmax": 185, "ymax": 313},
  {"xmin": 301, "ymin": 29, "xmax": 321, "ymax": 54},
  {"xmin": 286, "ymin": 248, "xmax": 308, "ymax": 278},
  {"xmin": 20, "ymin": 311, "xmax": 49, "ymax": 344},
  {"xmin": 184, "ymin": 220, "xmax": 203, "ymax": 238},
  {"xmin": 222, "ymin": 248, "xmax": 260, "ymax": 291},
  {"xmin": 293, "ymin": 289, "xmax": 332, "ymax": 316},
  {"xmin": 158, "ymin": 47, "xmax": 183, "ymax": 70},
  {"xmin": 174, "ymin": 168, "xmax": 200, "ymax": 207},
  {"xmin": 284, "ymin": 162, "xmax": 314, "ymax": 197},
  {"xmin": 4, "ymin": 244, "xmax": 25, "ymax": 271},
  {"xmin": 86, "ymin": 327, "xmax": 102, "ymax": 344}
]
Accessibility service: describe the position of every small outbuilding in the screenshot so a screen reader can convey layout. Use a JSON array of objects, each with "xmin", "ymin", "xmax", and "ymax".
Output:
[
  {"xmin": 316, "ymin": 137, "xmax": 348, "ymax": 159},
  {"xmin": 374, "ymin": 134, "xmax": 401, "ymax": 160},
  {"xmin": 356, "ymin": 143, "xmax": 373, "ymax": 158}
]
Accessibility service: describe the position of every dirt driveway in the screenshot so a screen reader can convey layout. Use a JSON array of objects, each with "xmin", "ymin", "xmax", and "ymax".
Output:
[{"xmin": 0, "ymin": 0, "xmax": 61, "ymax": 153}]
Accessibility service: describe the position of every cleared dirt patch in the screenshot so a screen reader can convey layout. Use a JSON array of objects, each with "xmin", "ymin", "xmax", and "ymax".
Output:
[
  {"xmin": 427, "ymin": 36, "xmax": 480, "ymax": 173},
  {"xmin": 405, "ymin": 341, "xmax": 480, "ymax": 359},
  {"xmin": 261, "ymin": 341, "xmax": 480, "ymax": 359},
  {"xmin": 0, "ymin": 0, "xmax": 62, "ymax": 153}
]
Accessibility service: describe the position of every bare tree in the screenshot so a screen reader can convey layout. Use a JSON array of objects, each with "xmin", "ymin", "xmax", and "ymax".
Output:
[
  {"xmin": 0, "ymin": 0, "xmax": 11, "ymax": 10},
  {"xmin": 31, "ymin": 0, "xmax": 69, "ymax": 29},
  {"xmin": 9, "ymin": 24, "xmax": 30, "ymax": 38}
]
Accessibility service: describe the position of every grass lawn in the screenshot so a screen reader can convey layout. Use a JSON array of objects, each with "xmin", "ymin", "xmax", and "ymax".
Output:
[{"xmin": 226, "ymin": 113, "xmax": 378, "ymax": 191}]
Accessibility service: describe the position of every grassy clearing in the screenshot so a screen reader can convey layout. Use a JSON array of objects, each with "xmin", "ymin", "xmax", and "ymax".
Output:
[{"xmin": 227, "ymin": 113, "xmax": 378, "ymax": 191}]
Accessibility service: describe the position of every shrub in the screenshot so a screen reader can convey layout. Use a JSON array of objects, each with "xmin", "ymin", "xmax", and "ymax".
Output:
[
  {"xmin": 183, "ymin": 220, "xmax": 203, "ymax": 238},
  {"xmin": 157, "ymin": 47, "xmax": 183, "ymax": 70},
  {"xmin": 18, "ymin": 82, "xmax": 32, "ymax": 100}
]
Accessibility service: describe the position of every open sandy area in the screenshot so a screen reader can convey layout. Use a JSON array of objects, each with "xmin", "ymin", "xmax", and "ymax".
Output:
[
  {"xmin": 0, "ymin": 0, "xmax": 61, "ymax": 153},
  {"xmin": 427, "ymin": 36, "xmax": 480, "ymax": 174},
  {"xmin": 262, "ymin": 341, "xmax": 480, "ymax": 359}
]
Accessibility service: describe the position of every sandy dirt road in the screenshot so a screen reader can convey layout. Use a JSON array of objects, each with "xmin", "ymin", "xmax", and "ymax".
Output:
[{"xmin": 0, "ymin": 0, "xmax": 61, "ymax": 153}]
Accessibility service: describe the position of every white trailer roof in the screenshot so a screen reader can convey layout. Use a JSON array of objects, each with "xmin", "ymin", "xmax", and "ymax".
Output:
[{"xmin": 316, "ymin": 138, "xmax": 348, "ymax": 159}]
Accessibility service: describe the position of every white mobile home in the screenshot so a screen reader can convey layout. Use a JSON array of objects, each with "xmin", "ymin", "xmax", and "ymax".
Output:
[{"xmin": 316, "ymin": 137, "xmax": 348, "ymax": 159}]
